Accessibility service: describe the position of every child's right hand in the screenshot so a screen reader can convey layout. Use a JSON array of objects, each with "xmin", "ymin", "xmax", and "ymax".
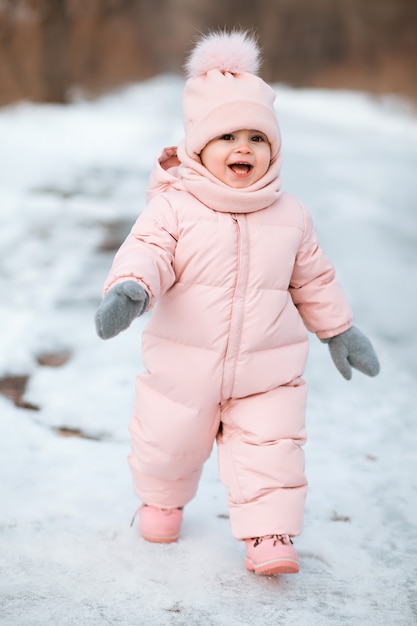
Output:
[{"xmin": 95, "ymin": 280, "xmax": 149, "ymax": 339}]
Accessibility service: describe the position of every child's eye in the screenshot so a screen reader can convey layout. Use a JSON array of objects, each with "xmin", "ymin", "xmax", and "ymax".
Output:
[
  {"xmin": 220, "ymin": 134, "xmax": 234, "ymax": 141},
  {"xmin": 251, "ymin": 135, "xmax": 264, "ymax": 142}
]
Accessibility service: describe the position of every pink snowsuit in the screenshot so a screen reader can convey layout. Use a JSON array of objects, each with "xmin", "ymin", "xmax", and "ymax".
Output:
[{"xmin": 103, "ymin": 145, "xmax": 352, "ymax": 540}]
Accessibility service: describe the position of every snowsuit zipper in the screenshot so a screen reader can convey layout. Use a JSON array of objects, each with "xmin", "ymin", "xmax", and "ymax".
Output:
[{"xmin": 221, "ymin": 213, "xmax": 250, "ymax": 400}]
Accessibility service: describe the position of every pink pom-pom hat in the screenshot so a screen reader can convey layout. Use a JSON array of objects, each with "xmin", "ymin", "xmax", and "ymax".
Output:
[{"xmin": 182, "ymin": 31, "xmax": 281, "ymax": 161}]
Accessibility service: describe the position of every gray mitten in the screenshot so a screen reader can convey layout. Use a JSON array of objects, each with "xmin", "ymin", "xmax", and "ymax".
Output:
[
  {"xmin": 322, "ymin": 326, "xmax": 380, "ymax": 380},
  {"xmin": 95, "ymin": 280, "xmax": 149, "ymax": 339}
]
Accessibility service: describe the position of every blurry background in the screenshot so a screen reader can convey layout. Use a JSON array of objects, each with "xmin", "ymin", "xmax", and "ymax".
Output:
[{"xmin": 0, "ymin": 0, "xmax": 416, "ymax": 106}]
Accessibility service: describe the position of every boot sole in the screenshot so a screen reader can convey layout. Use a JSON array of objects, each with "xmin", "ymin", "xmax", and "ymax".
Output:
[
  {"xmin": 141, "ymin": 532, "xmax": 180, "ymax": 543},
  {"xmin": 245, "ymin": 557, "xmax": 299, "ymax": 575}
]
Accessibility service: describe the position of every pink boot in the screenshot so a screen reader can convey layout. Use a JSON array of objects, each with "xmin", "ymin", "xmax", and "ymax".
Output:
[
  {"xmin": 245, "ymin": 535, "xmax": 300, "ymax": 575},
  {"xmin": 137, "ymin": 505, "xmax": 183, "ymax": 543}
]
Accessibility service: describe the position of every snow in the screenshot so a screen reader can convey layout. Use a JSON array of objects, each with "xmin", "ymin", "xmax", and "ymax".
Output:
[{"xmin": 1, "ymin": 75, "xmax": 416, "ymax": 625}]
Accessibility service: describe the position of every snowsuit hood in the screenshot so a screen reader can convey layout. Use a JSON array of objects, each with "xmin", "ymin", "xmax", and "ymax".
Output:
[{"xmin": 145, "ymin": 146, "xmax": 183, "ymax": 202}]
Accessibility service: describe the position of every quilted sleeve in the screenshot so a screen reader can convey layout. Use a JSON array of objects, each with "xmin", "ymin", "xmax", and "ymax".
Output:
[
  {"xmin": 102, "ymin": 195, "xmax": 178, "ymax": 308},
  {"xmin": 289, "ymin": 205, "xmax": 352, "ymax": 339}
]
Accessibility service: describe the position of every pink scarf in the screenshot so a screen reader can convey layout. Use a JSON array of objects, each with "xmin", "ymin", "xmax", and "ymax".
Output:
[{"xmin": 176, "ymin": 141, "xmax": 282, "ymax": 214}]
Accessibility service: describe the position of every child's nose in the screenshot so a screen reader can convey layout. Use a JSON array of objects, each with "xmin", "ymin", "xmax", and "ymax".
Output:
[{"xmin": 235, "ymin": 141, "xmax": 251, "ymax": 153}]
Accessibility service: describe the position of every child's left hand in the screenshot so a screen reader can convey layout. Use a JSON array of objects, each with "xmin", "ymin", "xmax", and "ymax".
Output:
[{"xmin": 323, "ymin": 326, "xmax": 380, "ymax": 380}]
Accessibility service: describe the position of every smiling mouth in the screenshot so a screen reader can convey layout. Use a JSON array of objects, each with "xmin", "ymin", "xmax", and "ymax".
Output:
[{"xmin": 229, "ymin": 163, "xmax": 252, "ymax": 176}]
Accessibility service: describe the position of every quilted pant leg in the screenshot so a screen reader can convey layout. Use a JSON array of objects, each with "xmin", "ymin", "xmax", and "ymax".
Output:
[
  {"xmin": 129, "ymin": 371, "xmax": 221, "ymax": 509},
  {"xmin": 217, "ymin": 377, "xmax": 308, "ymax": 539}
]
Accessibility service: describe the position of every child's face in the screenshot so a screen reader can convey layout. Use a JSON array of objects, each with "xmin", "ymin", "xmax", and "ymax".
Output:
[{"xmin": 199, "ymin": 129, "xmax": 271, "ymax": 188}]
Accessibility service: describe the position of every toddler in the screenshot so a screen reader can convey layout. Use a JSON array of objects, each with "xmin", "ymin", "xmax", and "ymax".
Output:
[{"xmin": 95, "ymin": 31, "xmax": 379, "ymax": 575}]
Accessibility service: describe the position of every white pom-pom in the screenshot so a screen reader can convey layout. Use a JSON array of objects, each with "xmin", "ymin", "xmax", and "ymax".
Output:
[{"xmin": 185, "ymin": 30, "xmax": 261, "ymax": 79}]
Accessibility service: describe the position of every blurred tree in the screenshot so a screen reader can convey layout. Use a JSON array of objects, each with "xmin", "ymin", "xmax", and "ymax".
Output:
[{"xmin": 40, "ymin": 0, "xmax": 69, "ymax": 102}]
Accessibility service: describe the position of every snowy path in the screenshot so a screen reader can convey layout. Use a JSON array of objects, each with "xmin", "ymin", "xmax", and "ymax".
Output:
[{"xmin": 0, "ymin": 78, "xmax": 416, "ymax": 625}]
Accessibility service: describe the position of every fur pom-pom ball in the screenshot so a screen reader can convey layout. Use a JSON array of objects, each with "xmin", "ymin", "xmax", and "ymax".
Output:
[{"xmin": 185, "ymin": 30, "xmax": 261, "ymax": 79}]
